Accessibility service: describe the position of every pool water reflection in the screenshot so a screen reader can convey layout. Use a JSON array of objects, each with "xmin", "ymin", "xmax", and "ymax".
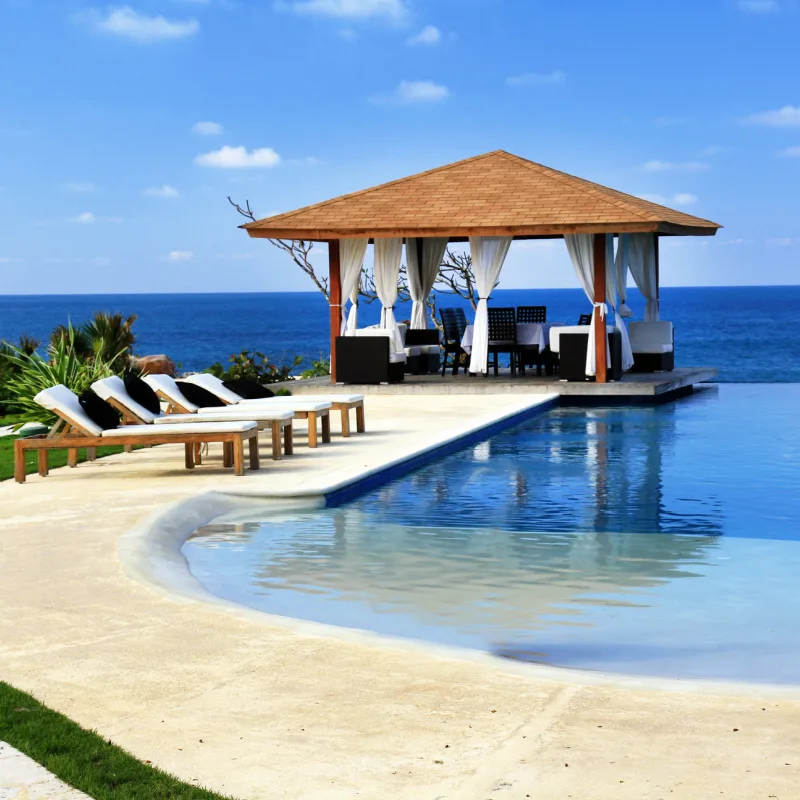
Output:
[{"xmin": 184, "ymin": 385, "xmax": 800, "ymax": 684}]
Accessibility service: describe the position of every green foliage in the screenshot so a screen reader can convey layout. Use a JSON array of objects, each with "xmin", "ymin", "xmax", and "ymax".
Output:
[
  {"xmin": 0, "ymin": 681, "xmax": 237, "ymax": 799},
  {"xmin": 50, "ymin": 312, "xmax": 137, "ymax": 369},
  {"xmin": 3, "ymin": 325, "xmax": 123, "ymax": 425},
  {"xmin": 0, "ymin": 335, "xmax": 40, "ymax": 415},
  {"xmin": 300, "ymin": 355, "xmax": 331, "ymax": 379},
  {"xmin": 83, "ymin": 312, "xmax": 137, "ymax": 369},
  {"xmin": 207, "ymin": 350, "xmax": 301, "ymax": 384}
]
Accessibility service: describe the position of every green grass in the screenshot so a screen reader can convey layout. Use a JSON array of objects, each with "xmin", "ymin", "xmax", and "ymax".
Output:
[
  {"xmin": 0, "ymin": 434, "xmax": 134, "ymax": 483},
  {"xmin": 0, "ymin": 682, "xmax": 238, "ymax": 799}
]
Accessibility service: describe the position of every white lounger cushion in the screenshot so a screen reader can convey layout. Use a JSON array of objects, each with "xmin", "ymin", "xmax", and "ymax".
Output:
[
  {"xmin": 199, "ymin": 400, "xmax": 331, "ymax": 413},
  {"xmin": 628, "ymin": 321, "xmax": 674, "ymax": 354},
  {"xmin": 143, "ymin": 374, "xmax": 199, "ymax": 412},
  {"xmin": 183, "ymin": 373, "xmax": 244, "ymax": 404},
  {"xmin": 549, "ymin": 325, "xmax": 616, "ymax": 354},
  {"xmin": 34, "ymin": 385, "xmax": 256, "ymax": 438},
  {"xmin": 154, "ymin": 409, "xmax": 292, "ymax": 425},
  {"xmin": 101, "ymin": 420, "xmax": 256, "ymax": 437},
  {"xmin": 265, "ymin": 394, "xmax": 364, "ymax": 404},
  {"xmin": 91, "ymin": 376, "xmax": 159, "ymax": 424},
  {"xmin": 416, "ymin": 345, "xmax": 441, "ymax": 356},
  {"xmin": 36, "ymin": 385, "xmax": 104, "ymax": 436}
]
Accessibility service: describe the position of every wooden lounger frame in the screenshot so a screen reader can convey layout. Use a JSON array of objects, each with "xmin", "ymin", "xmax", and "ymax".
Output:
[
  {"xmin": 14, "ymin": 411, "xmax": 259, "ymax": 484},
  {"xmin": 104, "ymin": 396, "xmax": 293, "ymax": 462},
  {"xmin": 151, "ymin": 388, "xmax": 333, "ymax": 448}
]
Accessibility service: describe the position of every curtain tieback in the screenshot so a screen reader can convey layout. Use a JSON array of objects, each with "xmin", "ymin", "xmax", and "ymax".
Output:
[
  {"xmin": 383, "ymin": 305, "xmax": 395, "ymax": 310},
  {"xmin": 478, "ymin": 296, "xmax": 491, "ymax": 302},
  {"xmin": 592, "ymin": 302, "xmax": 608, "ymax": 320}
]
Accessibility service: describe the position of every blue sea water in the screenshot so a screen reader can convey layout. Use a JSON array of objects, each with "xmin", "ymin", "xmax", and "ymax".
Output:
[
  {"xmin": 1, "ymin": 285, "xmax": 798, "ymax": 381},
  {"xmin": 184, "ymin": 385, "xmax": 800, "ymax": 684}
]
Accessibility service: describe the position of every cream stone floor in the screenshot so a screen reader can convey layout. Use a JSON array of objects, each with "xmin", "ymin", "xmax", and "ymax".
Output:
[{"xmin": 1, "ymin": 395, "xmax": 799, "ymax": 800}]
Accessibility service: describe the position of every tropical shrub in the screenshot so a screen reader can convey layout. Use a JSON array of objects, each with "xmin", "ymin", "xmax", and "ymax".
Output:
[
  {"xmin": 207, "ymin": 350, "xmax": 301, "ymax": 385},
  {"xmin": 0, "ymin": 335, "xmax": 39, "ymax": 416},
  {"xmin": 3, "ymin": 325, "xmax": 122, "ymax": 426},
  {"xmin": 300, "ymin": 355, "xmax": 331, "ymax": 379},
  {"xmin": 50, "ymin": 312, "xmax": 137, "ymax": 370}
]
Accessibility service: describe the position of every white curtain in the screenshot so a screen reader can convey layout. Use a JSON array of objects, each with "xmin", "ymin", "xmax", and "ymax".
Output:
[
  {"xmin": 564, "ymin": 233, "xmax": 610, "ymax": 377},
  {"xmin": 615, "ymin": 233, "xmax": 633, "ymax": 319},
  {"xmin": 373, "ymin": 237, "xmax": 404, "ymax": 350},
  {"xmin": 628, "ymin": 233, "xmax": 659, "ymax": 321},
  {"xmin": 606, "ymin": 235, "xmax": 635, "ymax": 372},
  {"xmin": 339, "ymin": 238, "xmax": 369, "ymax": 334},
  {"xmin": 468, "ymin": 236, "xmax": 512, "ymax": 374},
  {"xmin": 407, "ymin": 237, "xmax": 448, "ymax": 329}
]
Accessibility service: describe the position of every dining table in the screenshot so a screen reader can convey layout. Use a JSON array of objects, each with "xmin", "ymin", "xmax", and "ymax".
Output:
[{"xmin": 460, "ymin": 321, "xmax": 567, "ymax": 354}]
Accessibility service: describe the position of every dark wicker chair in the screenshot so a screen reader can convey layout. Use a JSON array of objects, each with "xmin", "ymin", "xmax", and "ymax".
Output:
[
  {"xmin": 487, "ymin": 307, "xmax": 519, "ymax": 376},
  {"xmin": 516, "ymin": 306, "xmax": 547, "ymax": 375},
  {"xmin": 578, "ymin": 313, "xmax": 593, "ymax": 325},
  {"xmin": 440, "ymin": 308, "xmax": 469, "ymax": 376},
  {"xmin": 517, "ymin": 305, "xmax": 547, "ymax": 323}
]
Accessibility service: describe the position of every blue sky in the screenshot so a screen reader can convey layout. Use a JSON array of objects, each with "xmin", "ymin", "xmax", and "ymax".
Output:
[{"xmin": 1, "ymin": 0, "xmax": 799, "ymax": 294}]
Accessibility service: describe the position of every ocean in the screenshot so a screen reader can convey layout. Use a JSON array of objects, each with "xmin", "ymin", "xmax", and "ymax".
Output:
[{"xmin": 1, "ymin": 286, "xmax": 798, "ymax": 382}]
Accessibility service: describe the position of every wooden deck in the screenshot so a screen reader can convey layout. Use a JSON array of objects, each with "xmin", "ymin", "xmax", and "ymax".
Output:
[{"xmin": 291, "ymin": 367, "xmax": 718, "ymax": 403}]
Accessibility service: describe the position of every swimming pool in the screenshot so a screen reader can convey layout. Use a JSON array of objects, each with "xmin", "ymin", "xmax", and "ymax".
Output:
[{"xmin": 183, "ymin": 384, "xmax": 800, "ymax": 684}]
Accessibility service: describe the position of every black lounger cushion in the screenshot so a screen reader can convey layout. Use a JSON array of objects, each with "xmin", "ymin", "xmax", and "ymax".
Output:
[
  {"xmin": 175, "ymin": 380, "xmax": 227, "ymax": 408},
  {"xmin": 79, "ymin": 389, "xmax": 120, "ymax": 430},
  {"xmin": 124, "ymin": 371, "xmax": 162, "ymax": 415},
  {"xmin": 223, "ymin": 378, "xmax": 274, "ymax": 400}
]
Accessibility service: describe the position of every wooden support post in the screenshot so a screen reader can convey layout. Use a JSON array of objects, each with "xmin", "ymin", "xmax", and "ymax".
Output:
[
  {"xmin": 654, "ymin": 233, "xmax": 660, "ymax": 317},
  {"xmin": 593, "ymin": 233, "xmax": 608, "ymax": 384},
  {"xmin": 284, "ymin": 424, "xmax": 294, "ymax": 456},
  {"xmin": 232, "ymin": 437, "xmax": 245, "ymax": 476},
  {"xmin": 248, "ymin": 435, "xmax": 260, "ymax": 470},
  {"xmin": 329, "ymin": 239, "xmax": 342, "ymax": 384},
  {"xmin": 271, "ymin": 421, "xmax": 282, "ymax": 460}
]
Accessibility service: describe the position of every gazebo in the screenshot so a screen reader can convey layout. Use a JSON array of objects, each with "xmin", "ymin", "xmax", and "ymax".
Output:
[{"xmin": 242, "ymin": 150, "xmax": 720, "ymax": 384}]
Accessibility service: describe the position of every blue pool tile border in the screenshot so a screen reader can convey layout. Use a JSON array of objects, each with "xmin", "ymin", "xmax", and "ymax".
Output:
[{"xmin": 324, "ymin": 396, "xmax": 559, "ymax": 508}]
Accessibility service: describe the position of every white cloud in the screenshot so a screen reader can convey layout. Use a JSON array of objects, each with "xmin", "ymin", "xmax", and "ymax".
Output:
[
  {"xmin": 0, "ymin": 256, "xmax": 23, "ymax": 264},
  {"xmin": 81, "ymin": 7, "xmax": 199, "ymax": 43},
  {"xmin": 373, "ymin": 80, "xmax": 450, "ymax": 105},
  {"xmin": 62, "ymin": 181, "xmax": 100, "ymax": 193},
  {"xmin": 717, "ymin": 238, "xmax": 755, "ymax": 246},
  {"xmin": 167, "ymin": 250, "xmax": 194, "ymax": 261},
  {"xmin": 143, "ymin": 184, "xmax": 180, "ymax": 198},
  {"xmin": 192, "ymin": 120, "xmax": 223, "ymax": 135},
  {"xmin": 406, "ymin": 25, "xmax": 441, "ymax": 45},
  {"xmin": 506, "ymin": 70, "xmax": 566, "ymax": 87},
  {"xmin": 288, "ymin": 156, "xmax": 321, "ymax": 166},
  {"xmin": 643, "ymin": 160, "xmax": 710, "ymax": 172},
  {"xmin": 766, "ymin": 237, "xmax": 799, "ymax": 246},
  {"xmin": 638, "ymin": 192, "xmax": 699, "ymax": 207},
  {"xmin": 68, "ymin": 211, "xmax": 121, "ymax": 224},
  {"xmin": 277, "ymin": 0, "xmax": 409, "ymax": 22},
  {"xmin": 737, "ymin": 0, "xmax": 779, "ymax": 12},
  {"xmin": 742, "ymin": 105, "xmax": 800, "ymax": 127},
  {"xmin": 780, "ymin": 145, "xmax": 800, "ymax": 157},
  {"xmin": 194, "ymin": 145, "xmax": 281, "ymax": 168}
]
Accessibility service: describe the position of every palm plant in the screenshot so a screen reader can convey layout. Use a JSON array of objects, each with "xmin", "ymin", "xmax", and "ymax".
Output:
[
  {"xmin": 82, "ymin": 312, "xmax": 137, "ymax": 369},
  {"xmin": 3, "ymin": 325, "xmax": 123, "ymax": 425},
  {"xmin": 50, "ymin": 324, "xmax": 92, "ymax": 360}
]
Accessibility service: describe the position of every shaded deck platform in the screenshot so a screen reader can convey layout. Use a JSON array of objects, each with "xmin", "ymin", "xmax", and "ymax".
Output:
[{"xmin": 293, "ymin": 367, "xmax": 717, "ymax": 404}]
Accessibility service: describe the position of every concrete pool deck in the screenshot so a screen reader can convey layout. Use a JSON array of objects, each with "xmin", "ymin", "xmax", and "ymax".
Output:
[{"xmin": 1, "ymin": 393, "xmax": 799, "ymax": 800}]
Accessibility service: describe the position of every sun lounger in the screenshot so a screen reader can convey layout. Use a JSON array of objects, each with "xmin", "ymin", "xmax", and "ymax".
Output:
[
  {"xmin": 14, "ymin": 385, "xmax": 259, "ymax": 483},
  {"xmin": 142, "ymin": 374, "xmax": 331, "ymax": 448},
  {"xmin": 182, "ymin": 373, "xmax": 366, "ymax": 437},
  {"xmin": 91, "ymin": 376, "xmax": 294, "ymax": 460}
]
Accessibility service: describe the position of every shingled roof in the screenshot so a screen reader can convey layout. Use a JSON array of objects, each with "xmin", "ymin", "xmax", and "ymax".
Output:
[{"xmin": 243, "ymin": 150, "xmax": 720, "ymax": 241}]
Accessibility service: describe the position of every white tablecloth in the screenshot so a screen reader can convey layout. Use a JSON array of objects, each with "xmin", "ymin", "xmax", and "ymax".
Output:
[{"xmin": 460, "ymin": 322, "xmax": 566, "ymax": 354}]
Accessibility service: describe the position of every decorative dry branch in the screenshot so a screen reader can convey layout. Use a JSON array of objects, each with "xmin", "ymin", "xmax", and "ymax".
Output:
[{"xmin": 227, "ymin": 198, "xmax": 484, "ymax": 318}]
